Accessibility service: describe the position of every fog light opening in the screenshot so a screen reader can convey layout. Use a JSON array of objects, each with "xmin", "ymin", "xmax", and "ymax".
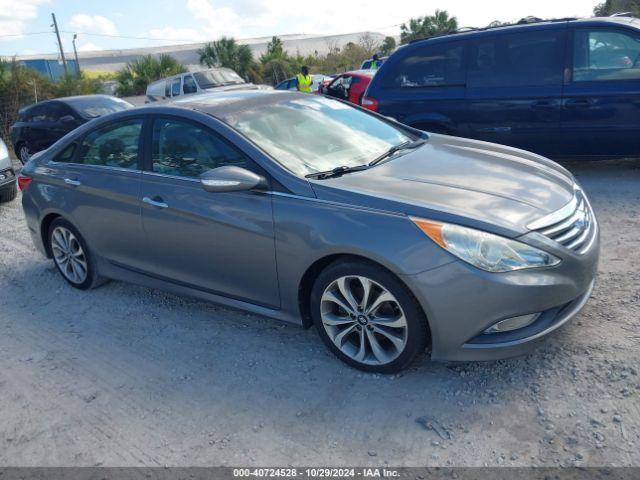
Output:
[{"xmin": 484, "ymin": 313, "xmax": 541, "ymax": 334}]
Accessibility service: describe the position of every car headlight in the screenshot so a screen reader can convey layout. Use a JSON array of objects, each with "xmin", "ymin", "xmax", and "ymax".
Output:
[{"xmin": 410, "ymin": 217, "xmax": 560, "ymax": 273}]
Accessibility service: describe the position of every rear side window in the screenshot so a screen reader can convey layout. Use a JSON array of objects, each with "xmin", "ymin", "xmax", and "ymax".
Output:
[
  {"xmin": 171, "ymin": 78, "xmax": 181, "ymax": 96},
  {"xmin": 151, "ymin": 118, "xmax": 252, "ymax": 178},
  {"xmin": 183, "ymin": 75, "xmax": 197, "ymax": 94},
  {"xmin": 381, "ymin": 41, "xmax": 465, "ymax": 88},
  {"xmin": 75, "ymin": 119, "xmax": 142, "ymax": 169},
  {"xmin": 468, "ymin": 30, "xmax": 565, "ymax": 88},
  {"xmin": 573, "ymin": 29, "xmax": 640, "ymax": 82}
]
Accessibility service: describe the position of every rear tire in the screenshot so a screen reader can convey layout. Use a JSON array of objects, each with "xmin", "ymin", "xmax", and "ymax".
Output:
[
  {"xmin": 17, "ymin": 143, "xmax": 30, "ymax": 165},
  {"xmin": 48, "ymin": 218, "xmax": 105, "ymax": 290},
  {"xmin": 311, "ymin": 260, "xmax": 429, "ymax": 373}
]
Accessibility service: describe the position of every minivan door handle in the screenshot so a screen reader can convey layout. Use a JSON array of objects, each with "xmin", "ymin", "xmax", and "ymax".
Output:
[
  {"xmin": 64, "ymin": 178, "xmax": 81, "ymax": 186},
  {"xmin": 143, "ymin": 196, "xmax": 169, "ymax": 209},
  {"xmin": 565, "ymin": 98, "xmax": 593, "ymax": 109}
]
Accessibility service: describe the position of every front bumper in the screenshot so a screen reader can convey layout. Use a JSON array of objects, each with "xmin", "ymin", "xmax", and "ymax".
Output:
[{"xmin": 402, "ymin": 227, "xmax": 599, "ymax": 362}]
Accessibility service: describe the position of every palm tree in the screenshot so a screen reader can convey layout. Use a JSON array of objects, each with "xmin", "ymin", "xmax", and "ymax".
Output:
[
  {"xmin": 198, "ymin": 37, "xmax": 258, "ymax": 80},
  {"xmin": 115, "ymin": 54, "xmax": 186, "ymax": 96},
  {"xmin": 400, "ymin": 10, "xmax": 458, "ymax": 44}
]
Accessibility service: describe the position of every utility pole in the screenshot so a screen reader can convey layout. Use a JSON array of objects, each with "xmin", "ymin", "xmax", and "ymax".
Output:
[
  {"xmin": 51, "ymin": 13, "xmax": 68, "ymax": 75},
  {"xmin": 72, "ymin": 34, "xmax": 81, "ymax": 76}
]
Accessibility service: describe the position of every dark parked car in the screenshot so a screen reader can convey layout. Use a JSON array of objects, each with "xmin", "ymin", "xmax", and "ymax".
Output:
[
  {"xmin": 19, "ymin": 91, "xmax": 598, "ymax": 373},
  {"xmin": 11, "ymin": 95, "xmax": 133, "ymax": 164},
  {"xmin": 0, "ymin": 139, "xmax": 17, "ymax": 203},
  {"xmin": 363, "ymin": 16, "xmax": 640, "ymax": 158},
  {"xmin": 275, "ymin": 74, "xmax": 332, "ymax": 92}
]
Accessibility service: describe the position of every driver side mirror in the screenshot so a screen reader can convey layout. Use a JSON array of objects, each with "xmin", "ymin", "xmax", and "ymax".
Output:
[{"xmin": 200, "ymin": 166, "xmax": 267, "ymax": 193}]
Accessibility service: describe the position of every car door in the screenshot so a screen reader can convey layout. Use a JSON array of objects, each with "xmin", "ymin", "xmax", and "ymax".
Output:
[
  {"xmin": 48, "ymin": 117, "xmax": 146, "ymax": 268},
  {"xmin": 26, "ymin": 104, "xmax": 54, "ymax": 153},
  {"xmin": 139, "ymin": 116, "xmax": 280, "ymax": 308},
  {"xmin": 561, "ymin": 25, "xmax": 640, "ymax": 157},
  {"xmin": 465, "ymin": 27, "xmax": 567, "ymax": 156}
]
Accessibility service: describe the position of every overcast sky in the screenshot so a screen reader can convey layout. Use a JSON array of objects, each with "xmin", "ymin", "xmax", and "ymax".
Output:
[{"xmin": 0, "ymin": 0, "xmax": 599, "ymax": 56}]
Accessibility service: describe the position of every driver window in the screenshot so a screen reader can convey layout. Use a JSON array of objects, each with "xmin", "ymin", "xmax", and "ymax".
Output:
[
  {"xmin": 151, "ymin": 119, "xmax": 252, "ymax": 178},
  {"xmin": 573, "ymin": 29, "xmax": 640, "ymax": 81},
  {"xmin": 76, "ymin": 120, "xmax": 142, "ymax": 169}
]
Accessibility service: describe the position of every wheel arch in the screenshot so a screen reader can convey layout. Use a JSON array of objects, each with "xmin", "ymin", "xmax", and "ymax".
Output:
[
  {"xmin": 40, "ymin": 212, "xmax": 62, "ymax": 258},
  {"xmin": 297, "ymin": 253, "xmax": 432, "ymax": 345}
]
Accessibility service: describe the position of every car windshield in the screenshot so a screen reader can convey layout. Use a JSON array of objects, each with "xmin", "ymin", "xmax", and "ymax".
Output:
[
  {"xmin": 194, "ymin": 69, "xmax": 245, "ymax": 88},
  {"xmin": 225, "ymin": 96, "xmax": 414, "ymax": 176},
  {"xmin": 66, "ymin": 97, "xmax": 133, "ymax": 118}
]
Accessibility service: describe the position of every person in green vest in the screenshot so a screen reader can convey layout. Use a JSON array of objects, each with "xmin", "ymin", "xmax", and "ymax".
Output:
[
  {"xmin": 296, "ymin": 66, "xmax": 313, "ymax": 93},
  {"xmin": 370, "ymin": 54, "xmax": 380, "ymax": 70}
]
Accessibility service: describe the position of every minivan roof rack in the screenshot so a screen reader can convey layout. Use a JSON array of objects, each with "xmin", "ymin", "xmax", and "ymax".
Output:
[
  {"xmin": 408, "ymin": 16, "xmax": 579, "ymax": 44},
  {"xmin": 609, "ymin": 12, "xmax": 636, "ymax": 17}
]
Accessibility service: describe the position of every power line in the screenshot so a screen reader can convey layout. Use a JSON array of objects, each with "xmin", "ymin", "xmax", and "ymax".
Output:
[{"xmin": 0, "ymin": 31, "xmax": 53, "ymax": 38}]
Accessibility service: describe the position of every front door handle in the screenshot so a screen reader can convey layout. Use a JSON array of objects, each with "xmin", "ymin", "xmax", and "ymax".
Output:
[
  {"xmin": 143, "ymin": 196, "xmax": 168, "ymax": 208},
  {"xmin": 64, "ymin": 178, "xmax": 81, "ymax": 186}
]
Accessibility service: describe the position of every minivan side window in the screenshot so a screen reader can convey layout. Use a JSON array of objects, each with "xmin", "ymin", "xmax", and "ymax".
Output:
[
  {"xmin": 468, "ymin": 30, "xmax": 565, "ymax": 88},
  {"xmin": 183, "ymin": 75, "xmax": 197, "ymax": 94},
  {"xmin": 151, "ymin": 119, "xmax": 253, "ymax": 178},
  {"xmin": 573, "ymin": 29, "xmax": 640, "ymax": 82},
  {"xmin": 381, "ymin": 42, "xmax": 465, "ymax": 88},
  {"xmin": 165, "ymin": 81, "xmax": 171, "ymax": 97},
  {"xmin": 75, "ymin": 120, "xmax": 143, "ymax": 169}
]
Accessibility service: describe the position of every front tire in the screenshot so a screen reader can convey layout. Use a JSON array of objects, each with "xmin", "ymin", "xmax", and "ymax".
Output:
[
  {"xmin": 48, "ymin": 218, "xmax": 104, "ymax": 290},
  {"xmin": 311, "ymin": 260, "xmax": 429, "ymax": 373}
]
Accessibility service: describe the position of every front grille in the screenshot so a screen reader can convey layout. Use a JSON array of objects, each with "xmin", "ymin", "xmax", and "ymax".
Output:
[{"xmin": 528, "ymin": 190, "xmax": 596, "ymax": 254}]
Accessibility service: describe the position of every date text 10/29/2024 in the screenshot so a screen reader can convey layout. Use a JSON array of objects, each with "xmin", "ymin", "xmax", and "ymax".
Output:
[{"xmin": 233, "ymin": 468, "xmax": 400, "ymax": 478}]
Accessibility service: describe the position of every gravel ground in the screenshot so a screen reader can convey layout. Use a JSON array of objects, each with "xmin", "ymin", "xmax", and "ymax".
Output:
[{"xmin": 0, "ymin": 158, "xmax": 638, "ymax": 467}]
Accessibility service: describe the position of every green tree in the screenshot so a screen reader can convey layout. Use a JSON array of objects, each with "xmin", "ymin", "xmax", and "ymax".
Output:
[
  {"xmin": 400, "ymin": 9, "xmax": 458, "ymax": 44},
  {"xmin": 198, "ymin": 37, "xmax": 259, "ymax": 80},
  {"xmin": 260, "ymin": 36, "xmax": 286, "ymax": 64},
  {"xmin": 380, "ymin": 36, "xmax": 397, "ymax": 56},
  {"xmin": 115, "ymin": 54, "xmax": 186, "ymax": 96},
  {"xmin": 594, "ymin": 0, "xmax": 640, "ymax": 16}
]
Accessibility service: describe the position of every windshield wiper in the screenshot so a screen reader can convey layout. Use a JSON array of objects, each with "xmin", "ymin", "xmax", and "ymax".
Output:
[
  {"xmin": 305, "ymin": 165, "xmax": 369, "ymax": 180},
  {"xmin": 368, "ymin": 139, "xmax": 427, "ymax": 166}
]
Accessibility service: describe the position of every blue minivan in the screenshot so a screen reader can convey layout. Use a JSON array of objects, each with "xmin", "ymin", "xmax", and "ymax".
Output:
[{"xmin": 362, "ymin": 16, "xmax": 640, "ymax": 158}]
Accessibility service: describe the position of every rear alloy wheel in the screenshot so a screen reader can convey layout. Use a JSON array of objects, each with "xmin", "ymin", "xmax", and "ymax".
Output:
[
  {"xmin": 48, "ymin": 218, "xmax": 103, "ymax": 290},
  {"xmin": 18, "ymin": 144, "xmax": 30, "ymax": 165},
  {"xmin": 311, "ymin": 261, "xmax": 428, "ymax": 373}
]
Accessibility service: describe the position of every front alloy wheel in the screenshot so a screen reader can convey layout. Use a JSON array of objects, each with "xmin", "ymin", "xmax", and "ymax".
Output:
[
  {"xmin": 321, "ymin": 276, "xmax": 408, "ymax": 366},
  {"xmin": 311, "ymin": 260, "xmax": 429, "ymax": 373}
]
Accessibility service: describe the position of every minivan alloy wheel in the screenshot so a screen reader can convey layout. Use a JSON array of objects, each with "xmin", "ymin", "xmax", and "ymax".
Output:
[
  {"xmin": 51, "ymin": 226, "xmax": 88, "ymax": 284},
  {"xmin": 320, "ymin": 275, "xmax": 408, "ymax": 366},
  {"xmin": 19, "ymin": 145, "xmax": 30, "ymax": 164}
]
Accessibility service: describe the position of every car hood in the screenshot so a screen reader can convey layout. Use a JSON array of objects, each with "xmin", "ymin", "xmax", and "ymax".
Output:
[{"xmin": 309, "ymin": 134, "xmax": 576, "ymax": 237}]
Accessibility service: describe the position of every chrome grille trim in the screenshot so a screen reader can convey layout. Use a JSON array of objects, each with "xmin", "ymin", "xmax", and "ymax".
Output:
[{"xmin": 529, "ymin": 189, "xmax": 595, "ymax": 254}]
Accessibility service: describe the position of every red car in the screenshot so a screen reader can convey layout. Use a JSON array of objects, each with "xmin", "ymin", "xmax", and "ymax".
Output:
[{"xmin": 321, "ymin": 70, "xmax": 375, "ymax": 105}]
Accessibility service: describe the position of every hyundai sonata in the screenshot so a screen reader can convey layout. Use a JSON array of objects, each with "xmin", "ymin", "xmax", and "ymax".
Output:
[{"xmin": 19, "ymin": 91, "xmax": 598, "ymax": 373}]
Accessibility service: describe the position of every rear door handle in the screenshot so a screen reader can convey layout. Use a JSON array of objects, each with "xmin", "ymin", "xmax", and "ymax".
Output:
[
  {"xmin": 565, "ymin": 98, "xmax": 593, "ymax": 109},
  {"xmin": 143, "ymin": 196, "xmax": 168, "ymax": 208},
  {"xmin": 64, "ymin": 178, "xmax": 81, "ymax": 186}
]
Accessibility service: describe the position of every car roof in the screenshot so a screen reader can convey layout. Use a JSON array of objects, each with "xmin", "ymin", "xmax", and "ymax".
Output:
[
  {"xmin": 406, "ymin": 16, "xmax": 640, "ymax": 47},
  {"xmin": 142, "ymin": 90, "xmax": 317, "ymax": 120}
]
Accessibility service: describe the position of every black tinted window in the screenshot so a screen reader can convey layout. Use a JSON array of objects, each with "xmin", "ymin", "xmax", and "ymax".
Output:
[
  {"xmin": 53, "ymin": 143, "xmax": 76, "ymax": 163},
  {"xmin": 165, "ymin": 81, "xmax": 171, "ymax": 97},
  {"xmin": 573, "ymin": 29, "xmax": 640, "ymax": 82},
  {"xmin": 65, "ymin": 96, "xmax": 132, "ymax": 118},
  {"xmin": 76, "ymin": 120, "xmax": 142, "ymax": 169},
  {"xmin": 152, "ymin": 119, "xmax": 251, "ymax": 178},
  {"xmin": 382, "ymin": 42, "xmax": 465, "ymax": 88},
  {"xmin": 183, "ymin": 75, "xmax": 197, "ymax": 94},
  {"xmin": 469, "ymin": 30, "xmax": 565, "ymax": 88}
]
